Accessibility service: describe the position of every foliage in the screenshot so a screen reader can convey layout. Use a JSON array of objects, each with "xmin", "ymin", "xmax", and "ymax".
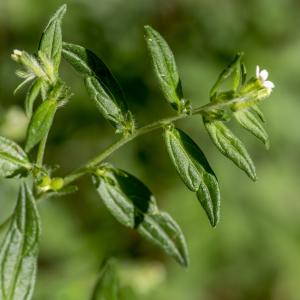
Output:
[{"xmin": 0, "ymin": 4, "xmax": 275, "ymax": 299}]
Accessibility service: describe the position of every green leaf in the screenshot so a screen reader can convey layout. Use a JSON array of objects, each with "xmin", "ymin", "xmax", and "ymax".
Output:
[
  {"xmin": 25, "ymin": 99, "xmax": 57, "ymax": 152},
  {"xmin": 91, "ymin": 260, "xmax": 119, "ymax": 300},
  {"xmin": 0, "ymin": 183, "xmax": 41, "ymax": 300},
  {"xmin": 137, "ymin": 211, "xmax": 189, "ymax": 266},
  {"xmin": 210, "ymin": 52, "xmax": 243, "ymax": 98},
  {"xmin": 251, "ymin": 105, "xmax": 266, "ymax": 123},
  {"xmin": 164, "ymin": 127, "xmax": 220, "ymax": 226},
  {"xmin": 62, "ymin": 42, "xmax": 133, "ymax": 133},
  {"xmin": 234, "ymin": 109, "xmax": 269, "ymax": 149},
  {"xmin": 92, "ymin": 167, "xmax": 157, "ymax": 229},
  {"xmin": 204, "ymin": 119, "xmax": 257, "ymax": 181},
  {"xmin": 38, "ymin": 4, "xmax": 66, "ymax": 74},
  {"xmin": 144, "ymin": 25, "xmax": 184, "ymax": 112},
  {"xmin": 93, "ymin": 166, "xmax": 188, "ymax": 266},
  {"xmin": 0, "ymin": 136, "xmax": 31, "ymax": 178},
  {"xmin": 84, "ymin": 76, "xmax": 127, "ymax": 129},
  {"xmin": 62, "ymin": 42, "xmax": 126, "ymax": 109},
  {"xmin": 25, "ymin": 78, "xmax": 42, "ymax": 117}
]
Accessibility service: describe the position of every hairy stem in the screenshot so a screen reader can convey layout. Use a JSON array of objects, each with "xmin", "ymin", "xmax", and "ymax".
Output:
[{"xmin": 63, "ymin": 94, "xmax": 254, "ymax": 186}]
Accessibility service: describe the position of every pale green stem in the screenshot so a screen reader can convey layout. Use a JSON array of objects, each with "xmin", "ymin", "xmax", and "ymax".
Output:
[{"xmin": 63, "ymin": 94, "xmax": 254, "ymax": 186}]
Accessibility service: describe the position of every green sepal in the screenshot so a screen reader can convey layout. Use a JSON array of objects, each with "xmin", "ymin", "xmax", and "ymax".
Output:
[
  {"xmin": 204, "ymin": 119, "xmax": 257, "ymax": 181},
  {"xmin": 25, "ymin": 98, "xmax": 57, "ymax": 152},
  {"xmin": 0, "ymin": 136, "xmax": 31, "ymax": 178},
  {"xmin": 38, "ymin": 4, "xmax": 66, "ymax": 74},
  {"xmin": 144, "ymin": 25, "xmax": 186, "ymax": 113},
  {"xmin": 0, "ymin": 183, "xmax": 41, "ymax": 300},
  {"xmin": 234, "ymin": 109, "xmax": 269, "ymax": 149}
]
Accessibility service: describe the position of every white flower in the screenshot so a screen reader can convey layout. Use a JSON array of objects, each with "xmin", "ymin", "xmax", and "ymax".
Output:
[{"xmin": 256, "ymin": 65, "xmax": 275, "ymax": 92}]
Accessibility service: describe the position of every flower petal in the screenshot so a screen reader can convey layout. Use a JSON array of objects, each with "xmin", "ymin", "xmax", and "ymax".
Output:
[{"xmin": 263, "ymin": 80, "xmax": 275, "ymax": 90}]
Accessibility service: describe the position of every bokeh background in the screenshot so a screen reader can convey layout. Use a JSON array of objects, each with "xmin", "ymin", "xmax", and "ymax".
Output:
[{"xmin": 0, "ymin": 0, "xmax": 300, "ymax": 299}]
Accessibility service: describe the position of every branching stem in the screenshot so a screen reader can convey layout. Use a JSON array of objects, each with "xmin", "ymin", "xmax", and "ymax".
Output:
[{"xmin": 63, "ymin": 94, "xmax": 253, "ymax": 186}]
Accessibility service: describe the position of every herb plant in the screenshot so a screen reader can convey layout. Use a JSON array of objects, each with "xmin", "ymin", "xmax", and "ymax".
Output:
[{"xmin": 0, "ymin": 4, "xmax": 275, "ymax": 299}]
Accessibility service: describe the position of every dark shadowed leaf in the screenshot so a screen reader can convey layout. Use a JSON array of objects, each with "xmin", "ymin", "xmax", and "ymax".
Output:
[
  {"xmin": 93, "ymin": 167, "xmax": 156, "ymax": 229},
  {"xmin": 0, "ymin": 183, "xmax": 41, "ymax": 300},
  {"xmin": 93, "ymin": 166, "xmax": 189, "ymax": 266},
  {"xmin": 62, "ymin": 42, "xmax": 126, "ymax": 110}
]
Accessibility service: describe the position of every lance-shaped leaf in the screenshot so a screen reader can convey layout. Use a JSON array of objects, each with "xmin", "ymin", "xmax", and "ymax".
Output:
[
  {"xmin": 93, "ymin": 167, "xmax": 188, "ymax": 266},
  {"xmin": 25, "ymin": 78, "xmax": 42, "ymax": 117},
  {"xmin": 62, "ymin": 42, "xmax": 132, "ymax": 132},
  {"xmin": 62, "ymin": 42, "xmax": 126, "ymax": 110},
  {"xmin": 38, "ymin": 4, "xmax": 66, "ymax": 74},
  {"xmin": 0, "ymin": 136, "xmax": 31, "ymax": 178},
  {"xmin": 0, "ymin": 183, "xmax": 41, "ymax": 300},
  {"xmin": 138, "ymin": 211, "xmax": 189, "ymax": 266},
  {"xmin": 84, "ymin": 76, "xmax": 128, "ymax": 128},
  {"xmin": 234, "ymin": 109, "xmax": 269, "ymax": 149},
  {"xmin": 92, "ymin": 168, "xmax": 157, "ymax": 229},
  {"xmin": 251, "ymin": 105, "xmax": 266, "ymax": 123},
  {"xmin": 210, "ymin": 52, "xmax": 243, "ymax": 98},
  {"xmin": 25, "ymin": 99, "xmax": 57, "ymax": 152},
  {"xmin": 204, "ymin": 119, "xmax": 257, "ymax": 181},
  {"xmin": 91, "ymin": 260, "xmax": 119, "ymax": 300},
  {"xmin": 164, "ymin": 127, "xmax": 220, "ymax": 226},
  {"xmin": 144, "ymin": 25, "xmax": 184, "ymax": 112}
]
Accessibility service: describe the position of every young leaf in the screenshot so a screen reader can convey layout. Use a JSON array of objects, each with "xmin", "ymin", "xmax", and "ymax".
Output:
[
  {"xmin": 234, "ymin": 109, "xmax": 269, "ymax": 149},
  {"xmin": 25, "ymin": 99, "xmax": 57, "ymax": 152},
  {"xmin": 138, "ymin": 211, "xmax": 189, "ymax": 267},
  {"xmin": 92, "ymin": 166, "xmax": 189, "ymax": 266},
  {"xmin": 25, "ymin": 78, "xmax": 42, "ymax": 117},
  {"xmin": 91, "ymin": 260, "xmax": 119, "ymax": 300},
  {"xmin": 0, "ymin": 136, "xmax": 31, "ymax": 178},
  {"xmin": 204, "ymin": 119, "xmax": 257, "ymax": 181},
  {"xmin": 164, "ymin": 127, "xmax": 220, "ymax": 226},
  {"xmin": 144, "ymin": 25, "xmax": 184, "ymax": 112},
  {"xmin": 0, "ymin": 183, "xmax": 41, "ymax": 300},
  {"xmin": 38, "ymin": 4, "xmax": 67, "ymax": 74},
  {"xmin": 210, "ymin": 52, "xmax": 243, "ymax": 98}
]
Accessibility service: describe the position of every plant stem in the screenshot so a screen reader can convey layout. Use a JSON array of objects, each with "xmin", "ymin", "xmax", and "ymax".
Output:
[{"xmin": 63, "ymin": 94, "xmax": 252, "ymax": 186}]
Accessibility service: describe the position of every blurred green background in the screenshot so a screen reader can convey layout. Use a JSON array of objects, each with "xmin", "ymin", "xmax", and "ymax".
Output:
[{"xmin": 0, "ymin": 0, "xmax": 300, "ymax": 299}]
